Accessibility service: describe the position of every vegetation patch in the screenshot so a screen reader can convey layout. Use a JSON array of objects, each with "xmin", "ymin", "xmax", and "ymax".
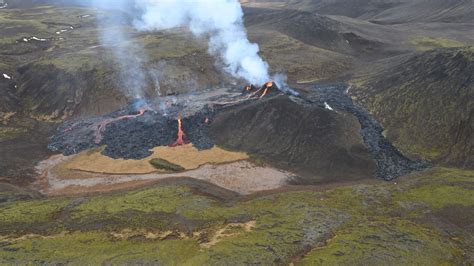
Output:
[
  {"xmin": 411, "ymin": 37, "xmax": 465, "ymax": 51},
  {"xmin": 248, "ymin": 153, "xmax": 267, "ymax": 167},
  {"xmin": 299, "ymin": 218, "xmax": 464, "ymax": 265},
  {"xmin": 0, "ymin": 198, "xmax": 70, "ymax": 235},
  {"xmin": 396, "ymin": 184, "xmax": 474, "ymax": 210},
  {"xmin": 0, "ymin": 231, "xmax": 201, "ymax": 265},
  {"xmin": 0, "ymin": 126, "xmax": 27, "ymax": 141},
  {"xmin": 149, "ymin": 158, "xmax": 185, "ymax": 172}
]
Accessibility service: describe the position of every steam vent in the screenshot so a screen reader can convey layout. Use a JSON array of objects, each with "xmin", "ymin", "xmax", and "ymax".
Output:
[{"xmin": 0, "ymin": 0, "xmax": 472, "ymax": 264}]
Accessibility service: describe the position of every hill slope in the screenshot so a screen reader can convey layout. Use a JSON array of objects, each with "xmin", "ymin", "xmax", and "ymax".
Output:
[{"xmin": 351, "ymin": 47, "xmax": 474, "ymax": 168}]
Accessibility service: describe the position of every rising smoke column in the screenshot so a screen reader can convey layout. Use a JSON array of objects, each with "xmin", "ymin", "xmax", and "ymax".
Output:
[
  {"xmin": 88, "ymin": 0, "xmax": 154, "ymax": 99},
  {"xmin": 133, "ymin": 0, "xmax": 271, "ymax": 85},
  {"xmin": 81, "ymin": 0, "xmax": 293, "ymax": 98}
]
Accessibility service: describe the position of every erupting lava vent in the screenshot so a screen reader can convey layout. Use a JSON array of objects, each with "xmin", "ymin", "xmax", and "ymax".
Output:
[
  {"xmin": 169, "ymin": 115, "xmax": 190, "ymax": 147},
  {"xmin": 243, "ymin": 82, "xmax": 278, "ymax": 99}
]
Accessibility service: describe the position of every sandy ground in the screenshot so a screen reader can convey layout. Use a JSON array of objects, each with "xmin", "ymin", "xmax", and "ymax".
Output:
[{"xmin": 34, "ymin": 153, "xmax": 291, "ymax": 196}]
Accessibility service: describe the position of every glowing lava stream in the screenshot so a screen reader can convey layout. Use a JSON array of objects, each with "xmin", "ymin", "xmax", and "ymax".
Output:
[
  {"xmin": 169, "ymin": 115, "xmax": 189, "ymax": 147},
  {"xmin": 247, "ymin": 81, "xmax": 274, "ymax": 99},
  {"xmin": 93, "ymin": 108, "xmax": 146, "ymax": 144}
]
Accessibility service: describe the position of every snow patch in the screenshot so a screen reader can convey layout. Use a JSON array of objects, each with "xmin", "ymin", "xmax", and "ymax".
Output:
[
  {"xmin": 345, "ymin": 85, "xmax": 352, "ymax": 94},
  {"xmin": 56, "ymin": 29, "xmax": 68, "ymax": 35},
  {"xmin": 31, "ymin": 36, "xmax": 47, "ymax": 41},
  {"xmin": 3, "ymin": 73, "xmax": 12, "ymax": 80},
  {"xmin": 324, "ymin": 102, "xmax": 334, "ymax": 111},
  {"xmin": 22, "ymin": 36, "xmax": 48, "ymax": 42}
]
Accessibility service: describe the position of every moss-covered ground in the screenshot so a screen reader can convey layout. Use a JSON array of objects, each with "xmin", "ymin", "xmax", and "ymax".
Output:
[
  {"xmin": 0, "ymin": 167, "xmax": 472, "ymax": 264},
  {"xmin": 0, "ymin": 126, "xmax": 27, "ymax": 141},
  {"xmin": 411, "ymin": 36, "xmax": 466, "ymax": 51}
]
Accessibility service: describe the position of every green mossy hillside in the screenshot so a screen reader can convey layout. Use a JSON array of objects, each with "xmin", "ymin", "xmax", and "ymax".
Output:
[{"xmin": 351, "ymin": 47, "xmax": 474, "ymax": 168}]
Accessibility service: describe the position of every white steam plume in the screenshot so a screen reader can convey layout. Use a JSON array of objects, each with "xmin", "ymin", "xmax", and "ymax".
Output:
[
  {"xmin": 133, "ymin": 0, "xmax": 271, "ymax": 85},
  {"xmin": 76, "ymin": 0, "xmax": 296, "ymax": 98},
  {"xmin": 86, "ymin": 0, "xmax": 155, "ymax": 99}
]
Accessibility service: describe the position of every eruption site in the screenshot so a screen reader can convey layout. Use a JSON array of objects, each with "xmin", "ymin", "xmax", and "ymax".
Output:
[
  {"xmin": 48, "ymin": 78, "xmax": 295, "ymax": 161},
  {"xmin": 46, "ymin": 0, "xmax": 428, "ymax": 184},
  {"xmin": 48, "ymin": 80, "xmax": 430, "ymax": 182},
  {"xmin": 244, "ymin": 81, "xmax": 277, "ymax": 99}
]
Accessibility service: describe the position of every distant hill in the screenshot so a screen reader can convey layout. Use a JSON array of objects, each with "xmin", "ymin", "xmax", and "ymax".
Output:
[
  {"xmin": 244, "ymin": 7, "xmax": 402, "ymax": 59},
  {"xmin": 243, "ymin": 0, "xmax": 474, "ymax": 23}
]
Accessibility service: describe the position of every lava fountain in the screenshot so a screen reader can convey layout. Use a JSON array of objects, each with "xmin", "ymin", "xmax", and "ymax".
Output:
[
  {"xmin": 244, "ymin": 81, "xmax": 276, "ymax": 99},
  {"xmin": 169, "ymin": 114, "xmax": 189, "ymax": 147}
]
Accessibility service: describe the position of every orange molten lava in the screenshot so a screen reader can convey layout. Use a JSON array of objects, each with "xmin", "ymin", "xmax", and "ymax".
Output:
[
  {"xmin": 259, "ymin": 82, "xmax": 274, "ymax": 98},
  {"xmin": 170, "ymin": 115, "xmax": 189, "ymax": 147},
  {"xmin": 264, "ymin": 81, "xmax": 273, "ymax": 88},
  {"xmin": 240, "ymin": 81, "xmax": 276, "ymax": 101},
  {"xmin": 120, "ymin": 108, "xmax": 146, "ymax": 119}
]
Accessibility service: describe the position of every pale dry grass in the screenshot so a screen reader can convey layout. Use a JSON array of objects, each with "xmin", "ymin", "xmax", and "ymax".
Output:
[
  {"xmin": 60, "ymin": 144, "xmax": 249, "ymax": 175},
  {"xmin": 110, "ymin": 229, "xmax": 187, "ymax": 241},
  {"xmin": 200, "ymin": 220, "xmax": 256, "ymax": 248},
  {"xmin": 0, "ymin": 112, "xmax": 16, "ymax": 124}
]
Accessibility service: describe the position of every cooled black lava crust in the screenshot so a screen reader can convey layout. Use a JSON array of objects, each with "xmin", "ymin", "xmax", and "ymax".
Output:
[{"xmin": 48, "ymin": 106, "xmax": 214, "ymax": 159}]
